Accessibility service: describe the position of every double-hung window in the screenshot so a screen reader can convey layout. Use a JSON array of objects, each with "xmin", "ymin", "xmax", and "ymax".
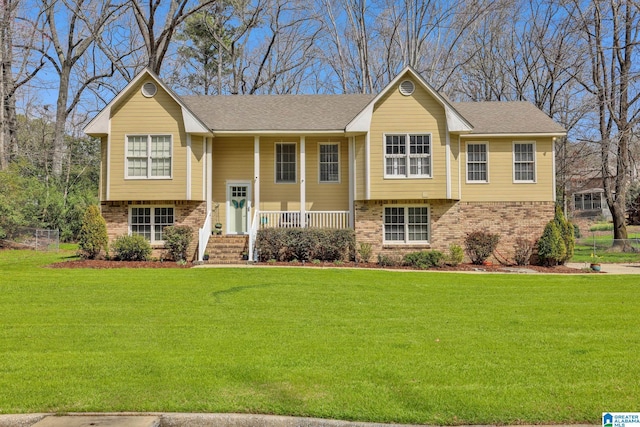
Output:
[
  {"xmin": 385, "ymin": 134, "xmax": 431, "ymax": 178},
  {"xmin": 126, "ymin": 135, "xmax": 172, "ymax": 178},
  {"xmin": 319, "ymin": 143, "xmax": 340, "ymax": 183},
  {"xmin": 384, "ymin": 206, "xmax": 429, "ymax": 243},
  {"xmin": 513, "ymin": 142, "xmax": 535, "ymax": 182},
  {"xmin": 467, "ymin": 143, "xmax": 488, "ymax": 182},
  {"xmin": 275, "ymin": 143, "xmax": 296, "ymax": 183},
  {"xmin": 130, "ymin": 206, "xmax": 174, "ymax": 244}
]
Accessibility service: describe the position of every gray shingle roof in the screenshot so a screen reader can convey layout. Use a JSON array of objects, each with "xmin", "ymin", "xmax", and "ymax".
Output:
[
  {"xmin": 181, "ymin": 94, "xmax": 374, "ymax": 131},
  {"xmin": 452, "ymin": 101, "xmax": 565, "ymax": 134},
  {"xmin": 180, "ymin": 94, "xmax": 565, "ymax": 135}
]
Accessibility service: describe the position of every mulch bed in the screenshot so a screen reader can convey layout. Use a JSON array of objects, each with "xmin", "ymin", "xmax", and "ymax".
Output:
[
  {"xmin": 48, "ymin": 260, "xmax": 192, "ymax": 269},
  {"xmin": 48, "ymin": 258, "xmax": 589, "ymax": 273}
]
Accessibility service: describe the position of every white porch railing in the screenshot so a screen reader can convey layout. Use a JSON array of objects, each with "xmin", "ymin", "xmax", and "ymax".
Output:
[
  {"xmin": 258, "ymin": 211, "xmax": 350, "ymax": 229},
  {"xmin": 197, "ymin": 209, "xmax": 213, "ymax": 261}
]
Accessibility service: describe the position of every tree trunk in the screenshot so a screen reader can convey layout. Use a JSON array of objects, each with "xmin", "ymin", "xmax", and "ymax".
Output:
[{"xmin": 52, "ymin": 65, "xmax": 71, "ymax": 177}]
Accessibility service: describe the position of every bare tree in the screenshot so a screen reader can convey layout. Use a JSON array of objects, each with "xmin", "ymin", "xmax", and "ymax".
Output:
[
  {"xmin": 568, "ymin": 0, "xmax": 640, "ymax": 245},
  {"xmin": 1, "ymin": 0, "xmax": 46, "ymax": 169},
  {"xmin": 36, "ymin": 0, "xmax": 126, "ymax": 176},
  {"xmin": 128, "ymin": 0, "xmax": 218, "ymax": 75}
]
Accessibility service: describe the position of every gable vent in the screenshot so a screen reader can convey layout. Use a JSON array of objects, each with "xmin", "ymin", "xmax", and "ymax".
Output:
[
  {"xmin": 141, "ymin": 82, "xmax": 157, "ymax": 98},
  {"xmin": 399, "ymin": 80, "xmax": 415, "ymax": 96}
]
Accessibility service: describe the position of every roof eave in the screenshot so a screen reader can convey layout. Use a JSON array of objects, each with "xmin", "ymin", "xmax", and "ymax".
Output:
[{"xmin": 460, "ymin": 132, "xmax": 567, "ymax": 138}]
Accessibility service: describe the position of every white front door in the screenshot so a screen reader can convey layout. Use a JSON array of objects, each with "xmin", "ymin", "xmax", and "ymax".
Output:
[{"xmin": 227, "ymin": 183, "xmax": 251, "ymax": 234}]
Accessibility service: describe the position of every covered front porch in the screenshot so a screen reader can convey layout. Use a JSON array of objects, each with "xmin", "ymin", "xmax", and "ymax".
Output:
[{"xmin": 197, "ymin": 134, "xmax": 358, "ymax": 262}]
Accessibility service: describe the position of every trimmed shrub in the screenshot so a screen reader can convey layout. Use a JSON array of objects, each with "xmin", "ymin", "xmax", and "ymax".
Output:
[
  {"xmin": 164, "ymin": 225, "xmax": 193, "ymax": 261},
  {"xmin": 377, "ymin": 253, "xmax": 402, "ymax": 267},
  {"xmin": 513, "ymin": 238, "xmax": 533, "ymax": 266},
  {"xmin": 403, "ymin": 250, "xmax": 445, "ymax": 269},
  {"xmin": 111, "ymin": 234, "xmax": 151, "ymax": 261},
  {"xmin": 447, "ymin": 244, "xmax": 464, "ymax": 266},
  {"xmin": 464, "ymin": 231, "xmax": 500, "ymax": 265},
  {"xmin": 357, "ymin": 242, "xmax": 373, "ymax": 262},
  {"xmin": 554, "ymin": 206, "xmax": 574, "ymax": 264},
  {"xmin": 537, "ymin": 221, "xmax": 566, "ymax": 266},
  {"xmin": 77, "ymin": 205, "xmax": 108, "ymax": 259},
  {"xmin": 256, "ymin": 228, "xmax": 355, "ymax": 262}
]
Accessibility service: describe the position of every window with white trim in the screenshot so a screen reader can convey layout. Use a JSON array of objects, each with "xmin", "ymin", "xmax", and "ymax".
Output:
[
  {"xmin": 275, "ymin": 143, "xmax": 296, "ymax": 183},
  {"xmin": 126, "ymin": 135, "xmax": 172, "ymax": 178},
  {"xmin": 130, "ymin": 206, "xmax": 174, "ymax": 244},
  {"xmin": 319, "ymin": 143, "xmax": 339, "ymax": 183},
  {"xmin": 385, "ymin": 134, "xmax": 431, "ymax": 178},
  {"xmin": 467, "ymin": 143, "xmax": 488, "ymax": 182},
  {"xmin": 384, "ymin": 206, "xmax": 429, "ymax": 243},
  {"xmin": 513, "ymin": 142, "xmax": 535, "ymax": 182}
]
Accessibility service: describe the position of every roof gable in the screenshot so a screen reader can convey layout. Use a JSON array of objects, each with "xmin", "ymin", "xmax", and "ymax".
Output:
[
  {"xmin": 84, "ymin": 68, "xmax": 210, "ymax": 135},
  {"xmin": 346, "ymin": 66, "xmax": 473, "ymax": 133}
]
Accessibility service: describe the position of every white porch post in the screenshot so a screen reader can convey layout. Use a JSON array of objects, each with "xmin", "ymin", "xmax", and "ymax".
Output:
[
  {"xmin": 300, "ymin": 136, "xmax": 306, "ymax": 227},
  {"xmin": 207, "ymin": 137, "xmax": 213, "ymax": 215},
  {"xmin": 348, "ymin": 136, "xmax": 355, "ymax": 229},
  {"xmin": 254, "ymin": 136, "xmax": 260, "ymax": 218}
]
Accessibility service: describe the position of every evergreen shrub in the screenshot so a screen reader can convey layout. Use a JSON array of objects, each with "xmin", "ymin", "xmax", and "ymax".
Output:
[
  {"xmin": 111, "ymin": 234, "xmax": 151, "ymax": 261},
  {"xmin": 77, "ymin": 205, "xmax": 108, "ymax": 259},
  {"xmin": 256, "ymin": 228, "xmax": 355, "ymax": 262},
  {"xmin": 164, "ymin": 225, "xmax": 193, "ymax": 261}
]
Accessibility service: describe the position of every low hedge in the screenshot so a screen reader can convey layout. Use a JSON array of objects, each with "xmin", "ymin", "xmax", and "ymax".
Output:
[{"xmin": 256, "ymin": 228, "xmax": 355, "ymax": 262}]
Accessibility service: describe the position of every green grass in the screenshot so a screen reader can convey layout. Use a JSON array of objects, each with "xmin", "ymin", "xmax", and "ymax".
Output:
[
  {"xmin": 571, "ymin": 234, "xmax": 640, "ymax": 263},
  {"xmin": 1, "ymin": 249, "xmax": 640, "ymax": 424}
]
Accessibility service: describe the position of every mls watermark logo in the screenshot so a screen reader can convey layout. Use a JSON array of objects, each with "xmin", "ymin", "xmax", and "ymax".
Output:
[{"xmin": 603, "ymin": 413, "xmax": 640, "ymax": 427}]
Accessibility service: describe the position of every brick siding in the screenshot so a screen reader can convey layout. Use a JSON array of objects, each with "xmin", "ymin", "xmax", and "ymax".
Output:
[
  {"xmin": 355, "ymin": 200, "xmax": 554, "ymax": 262},
  {"xmin": 100, "ymin": 201, "xmax": 207, "ymax": 261}
]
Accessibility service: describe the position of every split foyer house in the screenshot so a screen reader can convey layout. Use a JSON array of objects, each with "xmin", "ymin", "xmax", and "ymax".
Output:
[{"xmin": 84, "ymin": 67, "xmax": 566, "ymax": 262}]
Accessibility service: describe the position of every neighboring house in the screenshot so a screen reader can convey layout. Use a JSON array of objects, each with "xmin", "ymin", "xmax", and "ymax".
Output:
[{"xmin": 84, "ymin": 66, "xmax": 566, "ymax": 262}]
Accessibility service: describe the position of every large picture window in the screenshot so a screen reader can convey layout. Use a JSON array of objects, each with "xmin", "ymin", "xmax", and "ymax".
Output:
[
  {"xmin": 467, "ymin": 143, "xmax": 488, "ymax": 182},
  {"xmin": 513, "ymin": 142, "xmax": 535, "ymax": 182},
  {"xmin": 385, "ymin": 134, "xmax": 431, "ymax": 178},
  {"xmin": 384, "ymin": 206, "xmax": 429, "ymax": 243},
  {"xmin": 130, "ymin": 206, "xmax": 174, "ymax": 244},
  {"xmin": 275, "ymin": 143, "xmax": 296, "ymax": 183},
  {"xmin": 319, "ymin": 143, "xmax": 340, "ymax": 183},
  {"xmin": 126, "ymin": 135, "xmax": 172, "ymax": 178}
]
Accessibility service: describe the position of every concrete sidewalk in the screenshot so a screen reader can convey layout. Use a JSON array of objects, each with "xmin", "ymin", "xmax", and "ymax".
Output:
[
  {"xmin": 0, "ymin": 413, "xmax": 600, "ymax": 427},
  {"xmin": 566, "ymin": 262, "xmax": 640, "ymax": 274}
]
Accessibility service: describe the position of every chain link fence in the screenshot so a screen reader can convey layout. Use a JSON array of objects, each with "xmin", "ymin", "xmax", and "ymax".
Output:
[
  {"xmin": 0, "ymin": 227, "xmax": 60, "ymax": 251},
  {"xmin": 576, "ymin": 235, "xmax": 640, "ymax": 254}
]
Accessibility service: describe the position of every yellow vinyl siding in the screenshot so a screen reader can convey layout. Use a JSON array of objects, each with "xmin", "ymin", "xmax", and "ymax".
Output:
[
  {"xmin": 212, "ymin": 137, "xmax": 254, "ymax": 234},
  {"xmin": 460, "ymin": 137, "xmax": 554, "ymax": 202},
  {"xmin": 108, "ymin": 78, "xmax": 187, "ymax": 200},
  {"xmin": 259, "ymin": 137, "xmax": 300, "ymax": 211},
  {"xmin": 305, "ymin": 137, "xmax": 349, "ymax": 211},
  {"xmin": 368, "ymin": 77, "xmax": 448, "ymax": 200},
  {"xmin": 190, "ymin": 135, "xmax": 204, "ymax": 201}
]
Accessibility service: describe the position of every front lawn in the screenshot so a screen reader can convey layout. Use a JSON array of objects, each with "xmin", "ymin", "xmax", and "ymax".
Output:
[{"xmin": 1, "ymin": 249, "xmax": 639, "ymax": 424}]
